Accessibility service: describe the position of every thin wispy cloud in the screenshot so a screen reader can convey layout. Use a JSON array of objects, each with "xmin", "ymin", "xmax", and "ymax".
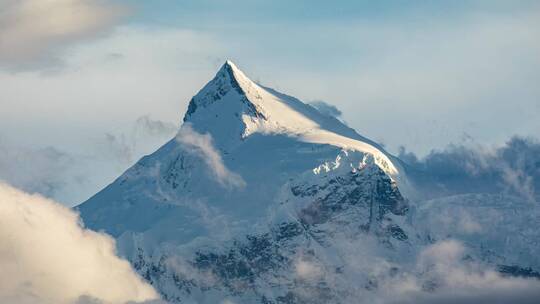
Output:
[
  {"xmin": 99, "ymin": 115, "xmax": 178, "ymax": 165},
  {"xmin": 309, "ymin": 100, "xmax": 343, "ymax": 119},
  {"xmin": 176, "ymin": 124, "xmax": 246, "ymax": 189}
]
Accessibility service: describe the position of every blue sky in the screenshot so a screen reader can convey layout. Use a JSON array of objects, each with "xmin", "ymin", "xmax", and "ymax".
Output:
[{"xmin": 0, "ymin": 0, "xmax": 539, "ymax": 204}]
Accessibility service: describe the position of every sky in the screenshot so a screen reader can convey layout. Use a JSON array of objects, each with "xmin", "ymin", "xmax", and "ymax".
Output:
[{"xmin": 0, "ymin": 0, "xmax": 539, "ymax": 205}]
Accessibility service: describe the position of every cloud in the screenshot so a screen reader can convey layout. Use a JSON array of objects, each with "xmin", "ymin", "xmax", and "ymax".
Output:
[
  {"xmin": 0, "ymin": 116, "xmax": 177, "ymax": 206},
  {"xmin": 426, "ymin": 207, "xmax": 483, "ymax": 235},
  {"xmin": 295, "ymin": 257, "xmax": 324, "ymax": 281},
  {"xmin": 382, "ymin": 240, "xmax": 540, "ymax": 304},
  {"xmin": 0, "ymin": 0, "xmax": 126, "ymax": 70},
  {"xmin": 392, "ymin": 288, "xmax": 540, "ymax": 304},
  {"xmin": 0, "ymin": 182, "xmax": 160, "ymax": 304},
  {"xmin": 176, "ymin": 124, "xmax": 246, "ymax": 189},
  {"xmin": 101, "ymin": 132, "xmax": 133, "ymax": 164},
  {"xmin": 133, "ymin": 115, "xmax": 178, "ymax": 137},
  {"xmin": 308, "ymin": 100, "xmax": 342, "ymax": 119},
  {"xmin": 254, "ymin": 233, "xmax": 540, "ymax": 304},
  {"xmin": 131, "ymin": 115, "xmax": 178, "ymax": 140},
  {"xmin": 99, "ymin": 115, "xmax": 178, "ymax": 165},
  {"xmin": 401, "ymin": 136, "xmax": 540, "ymax": 201},
  {"xmin": 0, "ymin": 143, "xmax": 76, "ymax": 199},
  {"xmin": 0, "ymin": 139, "xmax": 115, "ymax": 206}
]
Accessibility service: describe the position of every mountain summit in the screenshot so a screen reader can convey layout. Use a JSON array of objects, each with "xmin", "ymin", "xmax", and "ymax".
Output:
[{"xmin": 182, "ymin": 60, "xmax": 267, "ymax": 142}]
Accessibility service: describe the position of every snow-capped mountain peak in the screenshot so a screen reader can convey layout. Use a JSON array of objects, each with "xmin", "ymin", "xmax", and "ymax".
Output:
[
  {"xmin": 182, "ymin": 60, "xmax": 267, "ymax": 145},
  {"xmin": 183, "ymin": 60, "xmax": 400, "ymax": 177}
]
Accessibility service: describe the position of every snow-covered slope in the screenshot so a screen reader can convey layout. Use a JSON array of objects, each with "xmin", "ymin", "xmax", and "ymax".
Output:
[{"xmin": 77, "ymin": 61, "xmax": 539, "ymax": 303}]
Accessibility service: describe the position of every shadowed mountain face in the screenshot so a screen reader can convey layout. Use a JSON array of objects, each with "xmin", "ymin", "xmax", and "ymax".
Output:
[{"xmin": 77, "ymin": 61, "xmax": 540, "ymax": 303}]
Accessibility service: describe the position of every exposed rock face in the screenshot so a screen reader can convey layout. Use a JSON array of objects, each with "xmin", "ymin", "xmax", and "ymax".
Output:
[{"xmin": 126, "ymin": 156, "xmax": 413, "ymax": 303}]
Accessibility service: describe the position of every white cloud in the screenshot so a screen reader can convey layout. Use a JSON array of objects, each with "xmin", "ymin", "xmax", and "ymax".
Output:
[
  {"xmin": 0, "ymin": 25, "xmax": 220, "ymax": 156},
  {"xmin": 308, "ymin": 100, "xmax": 343, "ymax": 119},
  {"xmin": 400, "ymin": 136, "xmax": 540, "ymax": 201},
  {"xmin": 285, "ymin": 236, "xmax": 540, "ymax": 304},
  {"xmin": 380, "ymin": 240, "xmax": 540, "ymax": 304},
  {"xmin": 0, "ymin": 115, "xmax": 178, "ymax": 206},
  {"xmin": 0, "ymin": 0, "xmax": 126, "ymax": 69},
  {"xmin": 295, "ymin": 258, "xmax": 323, "ymax": 281},
  {"xmin": 98, "ymin": 115, "xmax": 178, "ymax": 166},
  {"xmin": 423, "ymin": 207, "xmax": 483, "ymax": 235},
  {"xmin": 0, "ymin": 182, "xmax": 160, "ymax": 304},
  {"xmin": 176, "ymin": 124, "xmax": 246, "ymax": 189},
  {"xmin": 0, "ymin": 143, "xmax": 75, "ymax": 199}
]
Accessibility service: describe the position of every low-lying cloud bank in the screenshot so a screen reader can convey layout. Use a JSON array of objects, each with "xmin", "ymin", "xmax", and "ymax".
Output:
[
  {"xmin": 383, "ymin": 240, "xmax": 540, "ymax": 304},
  {"xmin": 160, "ymin": 236, "xmax": 540, "ymax": 304},
  {"xmin": 0, "ymin": 182, "xmax": 160, "ymax": 304},
  {"xmin": 400, "ymin": 136, "xmax": 540, "ymax": 201}
]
